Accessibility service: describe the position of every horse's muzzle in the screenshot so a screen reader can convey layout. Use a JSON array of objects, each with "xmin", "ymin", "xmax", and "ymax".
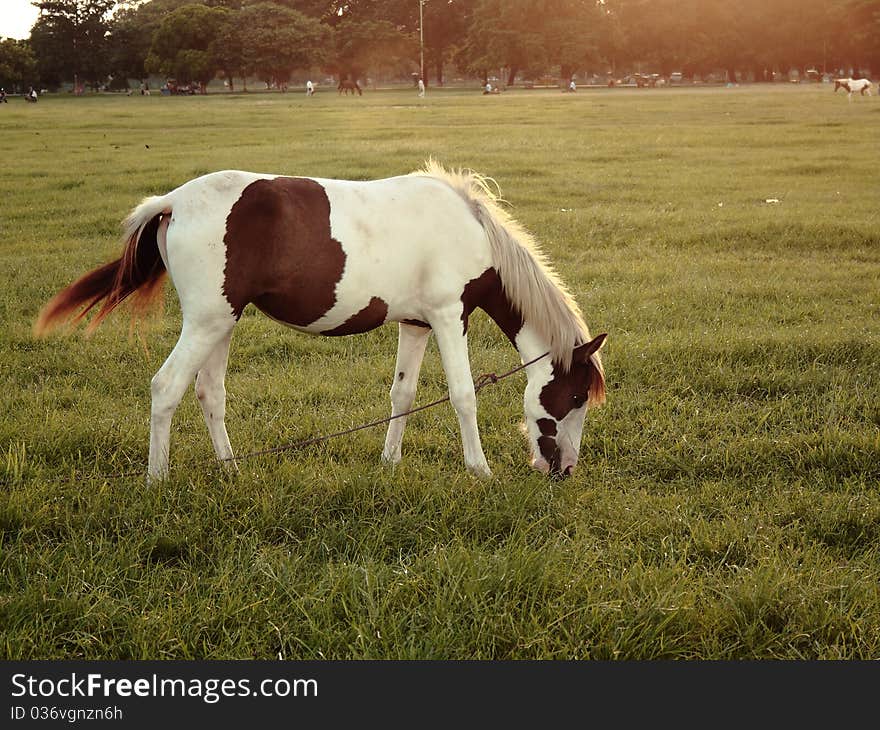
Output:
[
  {"xmin": 531, "ymin": 448, "xmax": 574, "ymax": 479},
  {"xmin": 549, "ymin": 465, "xmax": 573, "ymax": 481},
  {"xmin": 548, "ymin": 449, "xmax": 573, "ymax": 480}
]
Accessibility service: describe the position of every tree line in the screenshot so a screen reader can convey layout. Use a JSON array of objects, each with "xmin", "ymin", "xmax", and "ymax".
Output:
[{"xmin": 1, "ymin": 0, "xmax": 878, "ymax": 93}]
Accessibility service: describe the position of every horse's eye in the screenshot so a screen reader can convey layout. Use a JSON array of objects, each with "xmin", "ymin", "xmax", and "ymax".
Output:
[{"xmin": 571, "ymin": 394, "xmax": 584, "ymax": 407}]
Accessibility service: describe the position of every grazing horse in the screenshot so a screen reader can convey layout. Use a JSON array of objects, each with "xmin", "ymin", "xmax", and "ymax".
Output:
[
  {"xmin": 35, "ymin": 162, "xmax": 606, "ymax": 483},
  {"xmin": 337, "ymin": 79, "xmax": 362, "ymax": 96},
  {"xmin": 834, "ymin": 77, "xmax": 872, "ymax": 101}
]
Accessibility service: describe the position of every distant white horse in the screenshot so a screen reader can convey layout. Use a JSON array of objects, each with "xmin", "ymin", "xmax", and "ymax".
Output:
[{"xmin": 834, "ymin": 78, "xmax": 872, "ymax": 101}]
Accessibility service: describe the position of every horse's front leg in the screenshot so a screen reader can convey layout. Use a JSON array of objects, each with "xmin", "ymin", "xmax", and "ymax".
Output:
[
  {"xmin": 431, "ymin": 312, "xmax": 491, "ymax": 478},
  {"xmin": 382, "ymin": 322, "xmax": 431, "ymax": 465}
]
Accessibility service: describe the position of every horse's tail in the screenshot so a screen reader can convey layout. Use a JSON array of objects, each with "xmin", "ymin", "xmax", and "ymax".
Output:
[{"xmin": 34, "ymin": 194, "xmax": 171, "ymax": 336}]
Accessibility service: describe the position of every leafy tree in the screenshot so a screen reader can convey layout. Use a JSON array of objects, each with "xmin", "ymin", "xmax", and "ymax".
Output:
[
  {"xmin": 107, "ymin": 6, "xmax": 153, "ymax": 83},
  {"xmin": 456, "ymin": 0, "xmax": 602, "ymax": 86},
  {"xmin": 331, "ymin": 16, "xmax": 411, "ymax": 83},
  {"xmin": 213, "ymin": 11, "xmax": 248, "ymax": 90},
  {"xmin": 601, "ymin": 0, "xmax": 680, "ymax": 76},
  {"xmin": 234, "ymin": 3, "xmax": 333, "ymax": 89},
  {"xmin": 146, "ymin": 3, "xmax": 229, "ymax": 90},
  {"xmin": 544, "ymin": 0, "xmax": 602, "ymax": 83},
  {"xmin": 257, "ymin": 0, "xmax": 336, "ymax": 20},
  {"xmin": 456, "ymin": 0, "xmax": 550, "ymax": 85},
  {"xmin": 108, "ymin": 0, "xmax": 227, "ymax": 86},
  {"xmin": 29, "ymin": 0, "xmax": 116, "ymax": 89},
  {"xmin": 842, "ymin": 0, "xmax": 880, "ymax": 72},
  {"xmin": 419, "ymin": 0, "xmax": 467, "ymax": 86},
  {"xmin": 0, "ymin": 38, "xmax": 38, "ymax": 92},
  {"xmin": 360, "ymin": 0, "xmax": 468, "ymax": 86}
]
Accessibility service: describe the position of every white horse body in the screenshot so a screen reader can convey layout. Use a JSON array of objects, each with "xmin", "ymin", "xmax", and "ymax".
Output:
[
  {"xmin": 292, "ymin": 175, "xmax": 493, "ymax": 333},
  {"xmin": 834, "ymin": 77, "xmax": 872, "ymax": 101},
  {"xmin": 36, "ymin": 163, "xmax": 606, "ymax": 483},
  {"xmin": 150, "ymin": 170, "xmax": 493, "ymax": 334}
]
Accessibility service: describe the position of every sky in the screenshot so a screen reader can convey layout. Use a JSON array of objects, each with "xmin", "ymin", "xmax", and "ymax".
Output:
[{"xmin": 1, "ymin": 0, "xmax": 41, "ymax": 40}]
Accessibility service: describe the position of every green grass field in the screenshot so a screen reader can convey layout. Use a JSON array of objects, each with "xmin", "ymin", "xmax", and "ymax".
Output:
[{"xmin": 1, "ymin": 84, "xmax": 878, "ymax": 659}]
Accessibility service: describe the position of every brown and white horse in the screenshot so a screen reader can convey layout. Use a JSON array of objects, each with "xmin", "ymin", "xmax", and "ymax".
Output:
[
  {"xmin": 834, "ymin": 77, "xmax": 872, "ymax": 101},
  {"xmin": 35, "ymin": 162, "xmax": 606, "ymax": 483},
  {"xmin": 337, "ymin": 79, "xmax": 362, "ymax": 96}
]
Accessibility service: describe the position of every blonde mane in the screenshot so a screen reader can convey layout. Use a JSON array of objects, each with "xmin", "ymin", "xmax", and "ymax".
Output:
[{"xmin": 415, "ymin": 159, "xmax": 601, "ymax": 378}]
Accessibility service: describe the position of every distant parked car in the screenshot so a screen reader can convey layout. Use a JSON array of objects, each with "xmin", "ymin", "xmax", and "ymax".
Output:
[
  {"xmin": 670, "ymin": 71, "xmax": 683, "ymax": 84},
  {"xmin": 630, "ymin": 73, "xmax": 661, "ymax": 87}
]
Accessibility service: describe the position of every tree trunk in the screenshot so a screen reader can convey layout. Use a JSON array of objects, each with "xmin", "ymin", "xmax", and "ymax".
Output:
[
  {"xmin": 726, "ymin": 67, "xmax": 737, "ymax": 84},
  {"xmin": 434, "ymin": 59, "xmax": 443, "ymax": 87},
  {"xmin": 506, "ymin": 66, "xmax": 518, "ymax": 87}
]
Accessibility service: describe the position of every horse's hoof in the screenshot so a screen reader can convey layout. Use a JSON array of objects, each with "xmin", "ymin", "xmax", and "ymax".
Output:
[
  {"xmin": 146, "ymin": 471, "xmax": 167, "ymax": 487},
  {"xmin": 380, "ymin": 450, "xmax": 402, "ymax": 465}
]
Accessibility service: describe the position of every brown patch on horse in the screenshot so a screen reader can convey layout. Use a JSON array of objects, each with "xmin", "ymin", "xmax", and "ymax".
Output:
[
  {"xmin": 535, "ymin": 420, "xmax": 561, "ymax": 472},
  {"xmin": 538, "ymin": 435, "xmax": 559, "ymax": 466},
  {"xmin": 538, "ymin": 363, "xmax": 593, "ymax": 419},
  {"xmin": 322, "ymin": 296, "xmax": 388, "ymax": 336},
  {"xmin": 539, "ymin": 335, "xmax": 607, "ymax": 418},
  {"xmin": 460, "ymin": 267, "xmax": 524, "ymax": 340},
  {"xmin": 222, "ymin": 177, "xmax": 345, "ymax": 324}
]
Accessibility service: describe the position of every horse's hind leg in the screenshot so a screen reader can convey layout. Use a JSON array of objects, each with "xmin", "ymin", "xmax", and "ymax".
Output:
[
  {"xmin": 148, "ymin": 319, "xmax": 234, "ymax": 483},
  {"xmin": 195, "ymin": 330, "xmax": 236, "ymax": 469},
  {"xmin": 382, "ymin": 323, "xmax": 431, "ymax": 465}
]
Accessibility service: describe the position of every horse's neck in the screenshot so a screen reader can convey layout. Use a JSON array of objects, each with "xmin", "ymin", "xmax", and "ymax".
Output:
[{"xmin": 475, "ymin": 269, "xmax": 552, "ymax": 367}]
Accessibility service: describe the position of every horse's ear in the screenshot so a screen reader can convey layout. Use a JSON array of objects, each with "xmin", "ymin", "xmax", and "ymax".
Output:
[{"xmin": 574, "ymin": 333, "xmax": 607, "ymax": 362}]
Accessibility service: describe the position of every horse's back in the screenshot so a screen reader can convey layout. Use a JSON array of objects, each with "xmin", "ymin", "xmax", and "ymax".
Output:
[
  {"xmin": 298, "ymin": 174, "xmax": 492, "ymax": 330},
  {"xmin": 318, "ymin": 174, "xmax": 487, "ymax": 256}
]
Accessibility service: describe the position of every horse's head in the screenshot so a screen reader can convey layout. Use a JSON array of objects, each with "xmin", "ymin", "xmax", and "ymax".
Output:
[
  {"xmin": 522, "ymin": 333, "xmax": 606, "ymax": 479},
  {"xmin": 835, "ymin": 79, "xmax": 850, "ymax": 92}
]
